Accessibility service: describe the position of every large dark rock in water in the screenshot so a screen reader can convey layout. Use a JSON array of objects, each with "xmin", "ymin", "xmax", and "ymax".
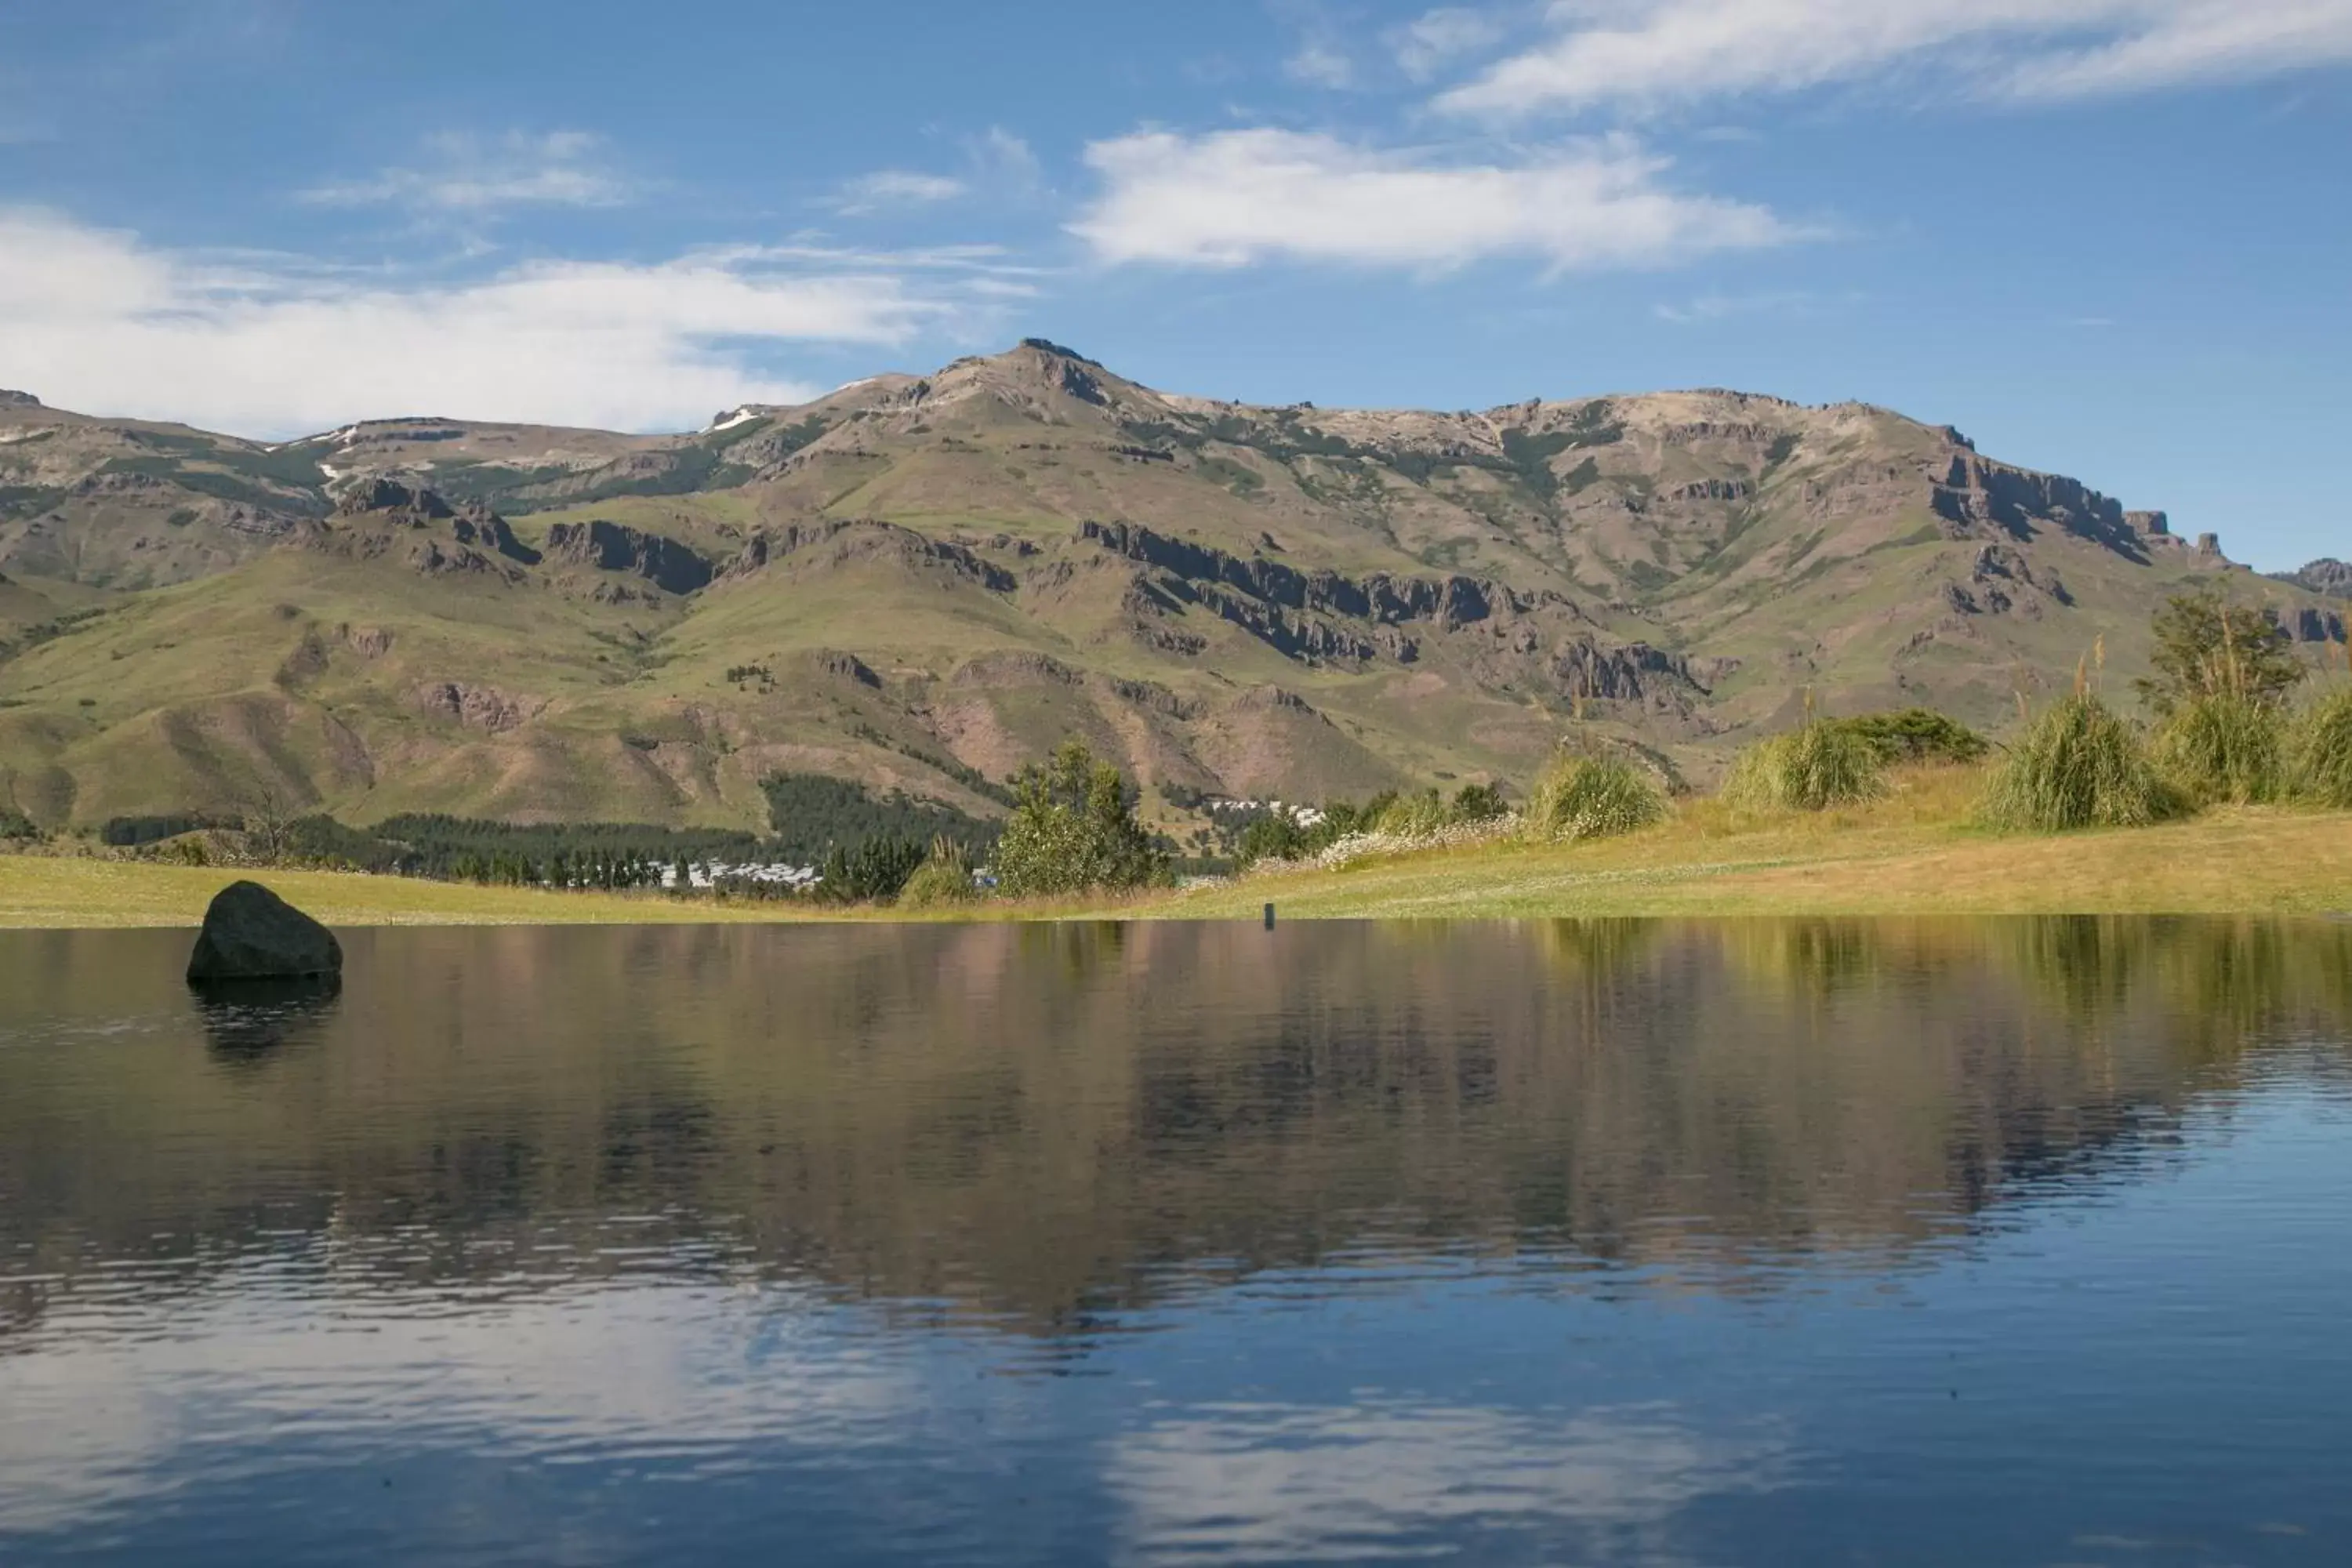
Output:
[{"xmin": 186, "ymin": 880, "xmax": 343, "ymax": 983}]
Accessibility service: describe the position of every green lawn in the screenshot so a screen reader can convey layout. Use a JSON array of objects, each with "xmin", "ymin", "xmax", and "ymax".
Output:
[{"xmin": 6, "ymin": 789, "xmax": 2349, "ymax": 928}]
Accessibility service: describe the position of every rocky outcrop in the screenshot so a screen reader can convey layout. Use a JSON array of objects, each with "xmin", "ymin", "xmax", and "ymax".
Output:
[
  {"xmin": 1548, "ymin": 637, "xmax": 1718, "ymax": 704},
  {"xmin": 1970, "ymin": 543, "xmax": 2073, "ymax": 606},
  {"xmin": 186, "ymin": 880, "xmax": 342, "ymax": 983},
  {"xmin": 2274, "ymin": 557, "xmax": 2352, "ymax": 597},
  {"xmin": 332, "ymin": 477, "xmax": 539, "ymax": 565},
  {"xmin": 720, "ymin": 519, "xmax": 1014, "ymax": 592},
  {"xmin": 412, "ymin": 681, "xmax": 548, "ymax": 733},
  {"xmin": 0, "ymin": 390, "xmax": 40, "ymax": 408},
  {"xmin": 1079, "ymin": 519, "xmax": 1544, "ymax": 628},
  {"xmin": 804, "ymin": 648, "xmax": 883, "ymax": 687},
  {"xmin": 545, "ymin": 519, "xmax": 713, "ymax": 594},
  {"xmin": 2288, "ymin": 607, "xmax": 2348, "ymax": 644},
  {"xmin": 1931, "ymin": 454, "xmax": 2158, "ymax": 559}
]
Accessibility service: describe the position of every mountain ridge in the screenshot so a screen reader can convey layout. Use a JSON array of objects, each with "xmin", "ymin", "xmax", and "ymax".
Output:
[{"xmin": 2, "ymin": 342, "xmax": 2343, "ymax": 836}]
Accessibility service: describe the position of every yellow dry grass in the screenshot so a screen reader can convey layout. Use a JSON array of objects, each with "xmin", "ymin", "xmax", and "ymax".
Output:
[{"xmin": 4, "ymin": 767, "xmax": 2347, "ymax": 927}]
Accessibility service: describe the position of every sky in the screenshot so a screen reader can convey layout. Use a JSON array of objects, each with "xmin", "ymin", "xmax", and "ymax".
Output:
[{"xmin": 1, "ymin": 0, "xmax": 2347, "ymax": 569}]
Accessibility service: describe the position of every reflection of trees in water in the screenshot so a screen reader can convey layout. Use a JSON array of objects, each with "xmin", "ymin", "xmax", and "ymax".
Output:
[{"xmin": 0, "ymin": 917, "xmax": 2347, "ymax": 1340}]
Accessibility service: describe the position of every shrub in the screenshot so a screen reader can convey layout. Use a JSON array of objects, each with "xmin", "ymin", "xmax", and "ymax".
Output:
[
  {"xmin": 1829, "ymin": 709, "xmax": 1989, "ymax": 766},
  {"xmin": 2290, "ymin": 685, "xmax": 2352, "ymax": 808},
  {"xmin": 1721, "ymin": 723, "xmax": 1886, "ymax": 812},
  {"xmin": 1450, "ymin": 782, "xmax": 1509, "ymax": 822},
  {"xmin": 896, "ymin": 837, "xmax": 979, "ymax": 908},
  {"xmin": 992, "ymin": 740, "xmax": 1171, "ymax": 898},
  {"xmin": 1523, "ymin": 752, "xmax": 1666, "ymax": 843},
  {"xmin": 1978, "ymin": 692, "xmax": 2185, "ymax": 831},
  {"xmin": 1234, "ymin": 811, "xmax": 1310, "ymax": 869},
  {"xmin": 2151, "ymin": 691, "xmax": 2288, "ymax": 805},
  {"xmin": 1373, "ymin": 789, "xmax": 1457, "ymax": 837},
  {"xmin": 1365, "ymin": 782, "xmax": 1511, "ymax": 840},
  {"xmin": 0, "ymin": 807, "xmax": 38, "ymax": 841}
]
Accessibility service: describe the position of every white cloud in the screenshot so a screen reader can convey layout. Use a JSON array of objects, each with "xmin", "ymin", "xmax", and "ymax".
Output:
[
  {"xmin": 1390, "ymin": 6, "xmax": 1511, "ymax": 81},
  {"xmin": 1652, "ymin": 288, "xmax": 1823, "ymax": 323},
  {"xmin": 0, "ymin": 1279, "xmax": 918, "ymax": 1536},
  {"xmin": 968, "ymin": 125, "xmax": 1045, "ymax": 192},
  {"xmin": 0, "ymin": 209, "xmax": 1019, "ymax": 435},
  {"xmin": 1437, "ymin": 0, "xmax": 2352, "ymax": 115},
  {"xmin": 1109, "ymin": 1402, "xmax": 1790, "ymax": 1562},
  {"xmin": 828, "ymin": 127, "xmax": 1047, "ymax": 216},
  {"xmin": 302, "ymin": 129, "xmax": 633, "ymax": 212},
  {"xmin": 1069, "ymin": 128, "xmax": 1802, "ymax": 273},
  {"xmin": 1286, "ymin": 39, "xmax": 1361, "ymax": 88},
  {"xmin": 829, "ymin": 169, "xmax": 970, "ymax": 214}
]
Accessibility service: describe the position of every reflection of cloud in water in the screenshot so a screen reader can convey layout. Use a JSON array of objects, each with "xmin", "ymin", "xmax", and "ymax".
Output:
[
  {"xmin": 1107, "ymin": 1402, "xmax": 1788, "ymax": 1563},
  {"xmin": 0, "ymin": 1278, "xmax": 917, "ymax": 1534}
]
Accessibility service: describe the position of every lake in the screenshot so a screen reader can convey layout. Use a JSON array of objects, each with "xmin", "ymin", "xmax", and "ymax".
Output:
[{"xmin": 2, "ymin": 917, "xmax": 2349, "ymax": 1565}]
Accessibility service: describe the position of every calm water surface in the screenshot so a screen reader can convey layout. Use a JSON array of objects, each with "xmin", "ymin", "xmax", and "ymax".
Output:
[{"xmin": 3, "ymin": 917, "xmax": 2350, "ymax": 1565}]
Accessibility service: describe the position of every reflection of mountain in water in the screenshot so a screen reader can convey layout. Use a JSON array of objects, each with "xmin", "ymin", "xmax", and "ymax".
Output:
[{"xmin": 0, "ymin": 917, "xmax": 2347, "ymax": 1340}]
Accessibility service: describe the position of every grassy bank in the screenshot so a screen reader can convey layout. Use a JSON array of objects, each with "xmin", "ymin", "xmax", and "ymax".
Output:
[{"xmin": 5, "ymin": 768, "xmax": 2349, "ymax": 927}]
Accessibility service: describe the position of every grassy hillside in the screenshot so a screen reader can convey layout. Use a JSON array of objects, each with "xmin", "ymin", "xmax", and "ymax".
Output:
[{"xmin": 3, "ymin": 344, "xmax": 2343, "ymax": 834}]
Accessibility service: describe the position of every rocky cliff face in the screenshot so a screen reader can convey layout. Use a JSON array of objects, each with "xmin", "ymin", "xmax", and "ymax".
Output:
[
  {"xmin": 544, "ymin": 520, "xmax": 713, "ymax": 594},
  {"xmin": 2275, "ymin": 557, "xmax": 2351, "ymax": 597}
]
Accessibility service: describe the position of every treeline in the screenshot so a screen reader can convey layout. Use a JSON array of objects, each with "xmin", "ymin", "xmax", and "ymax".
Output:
[
  {"xmin": 284, "ymin": 815, "xmax": 771, "ymax": 883},
  {"xmin": 758, "ymin": 772, "xmax": 997, "ymax": 862}
]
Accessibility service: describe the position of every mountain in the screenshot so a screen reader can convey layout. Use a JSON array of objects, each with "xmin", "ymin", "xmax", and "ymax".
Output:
[
  {"xmin": 2273, "ymin": 557, "xmax": 2352, "ymax": 597},
  {"xmin": 1, "ymin": 343, "xmax": 2343, "ymax": 833}
]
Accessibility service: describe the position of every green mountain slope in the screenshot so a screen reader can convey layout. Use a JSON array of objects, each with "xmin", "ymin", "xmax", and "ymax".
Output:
[{"xmin": 0, "ymin": 346, "xmax": 2342, "ymax": 831}]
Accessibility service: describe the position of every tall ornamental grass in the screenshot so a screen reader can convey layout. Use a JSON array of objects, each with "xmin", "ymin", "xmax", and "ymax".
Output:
[
  {"xmin": 895, "ymin": 837, "xmax": 979, "ymax": 908},
  {"xmin": 1720, "ymin": 723, "xmax": 1886, "ymax": 812},
  {"xmin": 2151, "ymin": 691, "xmax": 2287, "ymax": 805},
  {"xmin": 1523, "ymin": 752, "xmax": 1667, "ymax": 843},
  {"xmin": 2290, "ymin": 684, "xmax": 2352, "ymax": 808},
  {"xmin": 1977, "ymin": 693, "xmax": 2185, "ymax": 831}
]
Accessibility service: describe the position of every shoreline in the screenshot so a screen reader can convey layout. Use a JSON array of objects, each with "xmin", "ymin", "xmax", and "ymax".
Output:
[{"xmin": 5, "ymin": 804, "xmax": 2349, "ymax": 928}]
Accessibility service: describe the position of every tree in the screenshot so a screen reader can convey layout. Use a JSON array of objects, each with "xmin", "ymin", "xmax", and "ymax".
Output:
[
  {"xmin": 815, "ymin": 833, "xmax": 927, "ymax": 904},
  {"xmin": 992, "ymin": 740, "xmax": 1171, "ymax": 897},
  {"xmin": 241, "ymin": 784, "xmax": 298, "ymax": 864},
  {"xmin": 1234, "ymin": 811, "xmax": 1307, "ymax": 869},
  {"xmin": 2136, "ymin": 588, "xmax": 2305, "ymax": 717}
]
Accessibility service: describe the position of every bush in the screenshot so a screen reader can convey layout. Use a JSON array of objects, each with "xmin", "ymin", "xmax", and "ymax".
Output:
[
  {"xmin": 992, "ymin": 740, "xmax": 1171, "ymax": 898},
  {"xmin": 1450, "ymin": 782, "xmax": 1509, "ymax": 822},
  {"xmin": 1524, "ymin": 752, "xmax": 1667, "ymax": 843},
  {"xmin": 1829, "ymin": 709, "xmax": 1989, "ymax": 766},
  {"xmin": 2290, "ymin": 685, "xmax": 2352, "ymax": 808},
  {"xmin": 1367, "ymin": 782, "xmax": 1510, "ymax": 839},
  {"xmin": 897, "ymin": 837, "xmax": 980, "ymax": 907},
  {"xmin": 1978, "ymin": 693, "xmax": 2186, "ymax": 831},
  {"xmin": 0, "ymin": 807, "xmax": 38, "ymax": 841},
  {"xmin": 1372, "ymin": 789, "xmax": 1456, "ymax": 837},
  {"xmin": 2151, "ymin": 691, "xmax": 2287, "ymax": 805},
  {"xmin": 1234, "ymin": 810, "xmax": 1311, "ymax": 869},
  {"xmin": 1721, "ymin": 723, "xmax": 1886, "ymax": 812}
]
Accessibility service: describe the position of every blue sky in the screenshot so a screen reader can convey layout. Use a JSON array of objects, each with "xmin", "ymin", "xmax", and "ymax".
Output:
[{"xmin": 1, "ymin": 0, "xmax": 2346, "ymax": 568}]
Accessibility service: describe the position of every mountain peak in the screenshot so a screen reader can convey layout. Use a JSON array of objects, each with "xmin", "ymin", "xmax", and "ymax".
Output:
[
  {"xmin": 0, "ymin": 390, "xmax": 41, "ymax": 408},
  {"xmin": 1016, "ymin": 337, "xmax": 1103, "ymax": 367}
]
